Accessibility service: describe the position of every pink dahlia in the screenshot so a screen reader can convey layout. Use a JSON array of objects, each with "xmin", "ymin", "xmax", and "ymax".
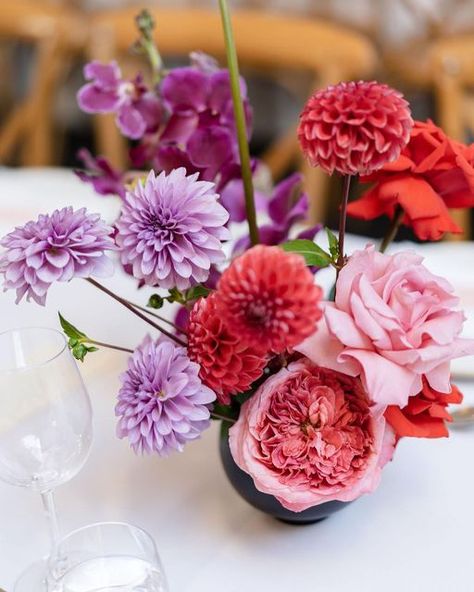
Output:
[
  {"xmin": 230, "ymin": 359, "xmax": 395, "ymax": 512},
  {"xmin": 216, "ymin": 245, "xmax": 322, "ymax": 354},
  {"xmin": 187, "ymin": 294, "xmax": 267, "ymax": 405},
  {"xmin": 115, "ymin": 168, "xmax": 230, "ymax": 290},
  {"xmin": 0, "ymin": 207, "xmax": 115, "ymax": 305},
  {"xmin": 298, "ymin": 81, "xmax": 413, "ymax": 176},
  {"xmin": 116, "ymin": 337, "xmax": 216, "ymax": 456}
]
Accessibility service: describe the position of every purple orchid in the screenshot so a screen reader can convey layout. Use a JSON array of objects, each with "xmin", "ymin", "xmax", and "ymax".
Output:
[
  {"xmin": 233, "ymin": 173, "xmax": 321, "ymax": 253},
  {"xmin": 75, "ymin": 149, "xmax": 126, "ymax": 198},
  {"xmin": 77, "ymin": 61, "xmax": 163, "ymax": 139}
]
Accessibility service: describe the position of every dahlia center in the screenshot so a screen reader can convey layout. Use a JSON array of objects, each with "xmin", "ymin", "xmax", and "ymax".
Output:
[{"xmin": 246, "ymin": 301, "xmax": 271, "ymax": 327}]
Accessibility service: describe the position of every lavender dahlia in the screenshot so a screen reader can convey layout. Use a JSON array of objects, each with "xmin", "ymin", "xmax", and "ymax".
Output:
[
  {"xmin": 116, "ymin": 168, "xmax": 230, "ymax": 290},
  {"xmin": 0, "ymin": 207, "xmax": 115, "ymax": 305},
  {"xmin": 116, "ymin": 337, "xmax": 216, "ymax": 455}
]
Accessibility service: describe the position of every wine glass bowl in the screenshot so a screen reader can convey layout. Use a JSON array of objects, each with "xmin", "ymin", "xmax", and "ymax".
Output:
[
  {"xmin": 47, "ymin": 522, "xmax": 169, "ymax": 592},
  {"xmin": 0, "ymin": 327, "xmax": 93, "ymax": 492}
]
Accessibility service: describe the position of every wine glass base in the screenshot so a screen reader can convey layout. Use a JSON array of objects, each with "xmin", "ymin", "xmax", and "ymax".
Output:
[{"xmin": 14, "ymin": 558, "xmax": 48, "ymax": 592}]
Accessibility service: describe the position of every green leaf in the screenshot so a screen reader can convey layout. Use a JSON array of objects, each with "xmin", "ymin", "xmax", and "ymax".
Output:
[
  {"xmin": 58, "ymin": 312, "xmax": 87, "ymax": 342},
  {"xmin": 185, "ymin": 285, "xmax": 210, "ymax": 301},
  {"xmin": 281, "ymin": 239, "xmax": 332, "ymax": 268},
  {"xmin": 167, "ymin": 288, "xmax": 185, "ymax": 304},
  {"xmin": 326, "ymin": 227, "xmax": 339, "ymax": 261},
  {"xmin": 147, "ymin": 294, "xmax": 164, "ymax": 309},
  {"xmin": 72, "ymin": 343, "xmax": 88, "ymax": 362}
]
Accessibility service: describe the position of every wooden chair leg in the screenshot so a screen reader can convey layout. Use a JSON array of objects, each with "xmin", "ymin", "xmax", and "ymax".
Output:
[
  {"xmin": 0, "ymin": 103, "xmax": 30, "ymax": 164},
  {"xmin": 433, "ymin": 69, "xmax": 471, "ymax": 240}
]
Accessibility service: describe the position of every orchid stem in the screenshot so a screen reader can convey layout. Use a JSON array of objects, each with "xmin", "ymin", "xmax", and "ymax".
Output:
[
  {"xmin": 124, "ymin": 299, "xmax": 187, "ymax": 335},
  {"xmin": 88, "ymin": 339, "xmax": 134, "ymax": 354},
  {"xmin": 380, "ymin": 205, "xmax": 404, "ymax": 253},
  {"xmin": 336, "ymin": 174, "xmax": 353, "ymax": 278},
  {"xmin": 218, "ymin": 0, "xmax": 259, "ymax": 246},
  {"xmin": 86, "ymin": 279, "xmax": 187, "ymax": 347},
  {"xmin": 211, "ymin": 411, "xmax": 236, "ymax": 424}
]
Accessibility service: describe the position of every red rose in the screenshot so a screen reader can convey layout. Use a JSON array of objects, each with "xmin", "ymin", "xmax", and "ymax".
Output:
[
  {"xmin": 347, "ymin": 120, "xmax": 474, "ymax": 240},
  {"xmin": 385, "ymin": 378, "xmax": 463, "ymax": 439}
]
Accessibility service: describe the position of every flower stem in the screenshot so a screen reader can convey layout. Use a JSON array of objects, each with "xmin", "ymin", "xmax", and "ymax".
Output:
[
  {"xmin": 211, "ymin": 411, "xmax": 236, "ymax": 424},
  {"xmin": 380, "ymin": 205, "xmax": 405, "ymax": 253},
  {"xmin": 124, "ymin": 299, "xmax": 187, "ymax": 335},
  {"xmin": 86, "ymin": 279, "xmax": 187, "ymax": 347},
  {"xmin": 218, "ymin": 0, "xmax": 259, "ymax": 246},
  {"xmin": 336, "ymin": 174, "xmax": 353, "ymax": 278},
  {"xmin": 88, "ymin": 339, "xmax": 134, "ymax": 354}
]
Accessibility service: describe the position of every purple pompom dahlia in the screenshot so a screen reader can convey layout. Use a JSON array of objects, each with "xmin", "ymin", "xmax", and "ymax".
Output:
[
  {"xmin": 0, "ymin": 207, "xmax": 115, "ymax": 305},
  {"xmin": 115, "ymin": 168, "xmax": 230, "ymax": 290},
  {"xmin": 116, "ymin": 337, "xmax": 216, "ymax": 456}
]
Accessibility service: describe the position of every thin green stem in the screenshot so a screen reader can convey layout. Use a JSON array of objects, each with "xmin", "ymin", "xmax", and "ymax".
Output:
[
  {"xmin": 380, "ymin": 205, "xmax": 405, "ymax": 253},
  {"xmin": 211, "ymin": 411, "xmax": 236, "ymax": 424},
  {"xmin": 218, "ymin": 0, "xmax": 259, "ymax": 245},
  {"xmin": 86, "ymin": 279, "xmax": 187, "ymax": 347},
  {"xmin": 124, "ymin": 299, "xmax": 187, "ymax": 335},
  {"xmin": 336, "ymin": 175, "xmax": 353, "ymax": 278},
  {"xmin": 88, "ymin": 339, "xmax": 134, "ymax": 354}
]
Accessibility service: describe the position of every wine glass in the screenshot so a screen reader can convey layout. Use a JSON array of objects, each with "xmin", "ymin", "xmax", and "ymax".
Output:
[
  {"xmin": 47, "ymin": 522, "xmax": 169, "ymax": 592},
  {"xmin": 0, "ymin": 327, "xmax": 93, "ymax": 592}
]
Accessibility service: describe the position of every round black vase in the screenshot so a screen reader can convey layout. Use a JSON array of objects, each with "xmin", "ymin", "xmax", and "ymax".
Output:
[{"xmin": 219, "ymin": 427, "xmax": 350, "ymax": 525}]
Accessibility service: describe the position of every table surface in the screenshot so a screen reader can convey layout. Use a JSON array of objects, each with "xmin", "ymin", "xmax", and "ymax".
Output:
[{"xmin": 1, "ymin": 168, "xmax": 474, "ymax": 592}]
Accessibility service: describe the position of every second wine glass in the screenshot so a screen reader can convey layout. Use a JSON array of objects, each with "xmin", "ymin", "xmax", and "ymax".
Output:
[{"xmin": 0, "ymin": 327, "xmax": 93, "ymax": 592}]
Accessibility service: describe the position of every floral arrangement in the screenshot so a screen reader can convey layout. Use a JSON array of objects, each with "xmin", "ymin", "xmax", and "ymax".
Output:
[{"xmin": 2, "ymin": 4, "xmax": 474, "ymax": 515}]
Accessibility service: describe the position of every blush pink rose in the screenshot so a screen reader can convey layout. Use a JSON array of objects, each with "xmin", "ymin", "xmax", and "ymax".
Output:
[
  {"xmin": 229, "ymin": 359, "xmax": 395, "ymax": 512},
  {"xmin": 297, "ymin": 246, "xmax": 474, "ymax": 407}
]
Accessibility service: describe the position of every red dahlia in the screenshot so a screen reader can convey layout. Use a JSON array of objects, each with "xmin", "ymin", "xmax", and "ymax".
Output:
[
  {"xmin": 216, "ymin": 245, "xmax": 322, "ymax": 353},
  {"xmin": 298, "ymin": 81, "xmax": 413, "ymax": 176},
  {"xmin": 187, "ymin": 294, "xmax": 267, "ymax": 405}
]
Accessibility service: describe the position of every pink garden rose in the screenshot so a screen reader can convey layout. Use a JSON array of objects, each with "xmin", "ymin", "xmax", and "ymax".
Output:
[
  {"xmin": 229, "ymin": 359, "xmax": 395, "ymax": 512},
  {"xmin": 297, "ymin": 246, "xmax": 474, "ymax": 407}
]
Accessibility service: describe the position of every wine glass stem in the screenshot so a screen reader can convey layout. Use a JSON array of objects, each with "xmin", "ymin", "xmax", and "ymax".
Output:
[{"xmin": 41, "ymin": 490, "xmax": 60, "ymax": 549}]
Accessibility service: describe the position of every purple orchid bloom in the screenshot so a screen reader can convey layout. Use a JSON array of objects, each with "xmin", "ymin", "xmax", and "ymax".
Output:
[
  {"xmin": 77, "ymin": 61, "xmax": 163, "ymax": 140},
  {"xmin": 233, "ymin": 173, "xmax": 321, "ymax": 253},
  {"xmin": 75, "ymin": 149, "xmax": 126, "ymax": 198}
]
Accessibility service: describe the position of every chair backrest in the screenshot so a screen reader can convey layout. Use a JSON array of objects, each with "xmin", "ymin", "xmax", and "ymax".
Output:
[
  {"xmin": 430, "ymin": 33, "xmax": 474, "ymax": 239},
  {"xmin": 0, "ymin": 1, "xmax": 85, "ymax": 166}
]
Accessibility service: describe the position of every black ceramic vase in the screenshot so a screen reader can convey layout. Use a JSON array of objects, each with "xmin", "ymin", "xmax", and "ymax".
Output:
[{"xmin": 219, "ymin": 425, "xmax": 349, "ymax": 525}]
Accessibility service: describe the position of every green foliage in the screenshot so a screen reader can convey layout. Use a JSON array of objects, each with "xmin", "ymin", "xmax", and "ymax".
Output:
[
  {"xmin": 282, "ymin": 239, "xmax": 332, "ymax": 268},
  {"xmin": 147, "ymin": 294, "xmax": 164, "ymax": 309},
  {"xmin": 326, "ymin": 227, "xmax": 339, "ymax": 261},
  {"xmin": 147, "ymin": 286, "xmax": 210, "ymax": 310},
  {"xmin": 58, "ymin": 312, "xmax": 98, "ymax": 363}
]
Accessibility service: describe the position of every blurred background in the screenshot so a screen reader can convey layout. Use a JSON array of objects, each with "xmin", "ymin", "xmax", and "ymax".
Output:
[{"xmin": 1, "ymin": 0, "xmax": 474, "ymax": 239}]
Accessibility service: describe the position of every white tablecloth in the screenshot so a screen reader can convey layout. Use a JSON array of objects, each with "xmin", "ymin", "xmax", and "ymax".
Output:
[{"xmin": 1, "ymin": 168, "xmax": 474, "ymax": 592}]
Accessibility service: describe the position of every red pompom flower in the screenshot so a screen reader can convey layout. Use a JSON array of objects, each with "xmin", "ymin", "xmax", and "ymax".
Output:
[
  {"xmin": 187, "ymin": 294, "xmax": 267, "ymax": 405},
  {"xmin": 298, "ymin": 81, "xmax": 413, "ymax": 176},
  {"xmin": 216, "ymin": 245, "xmax": 322, "ymax": 353}
]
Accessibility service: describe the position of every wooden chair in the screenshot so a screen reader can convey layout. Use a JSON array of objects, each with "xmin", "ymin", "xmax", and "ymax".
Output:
[
  {"xmin": 85, "ymin": 7, "xmax": 377, "ymax": 223},
  {"xmin": 0, "ymin": 1, "xmax": 86, "ymax": 166}
]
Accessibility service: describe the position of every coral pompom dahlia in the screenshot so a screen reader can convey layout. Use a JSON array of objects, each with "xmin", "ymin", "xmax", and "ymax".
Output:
[
  {"xmin": 298, "ymin": 81, "xmax": 413, "ymax": 176},
  {"xmin": 216, "ymin": 245, "xmax": 322, "ymax": 353},
  {"xmin": 188, "ymin": 294, "xmax": 267, "ymax": 404}
]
